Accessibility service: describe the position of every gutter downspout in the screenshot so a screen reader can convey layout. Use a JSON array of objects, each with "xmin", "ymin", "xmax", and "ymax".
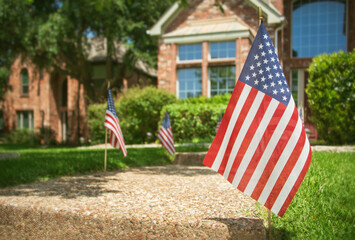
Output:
[{"xmin": 274, "ymin": 18, "xmax": 285, "ymax": 55}]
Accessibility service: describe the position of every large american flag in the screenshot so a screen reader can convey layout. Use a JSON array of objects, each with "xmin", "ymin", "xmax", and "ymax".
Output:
[
  {"xmin": 104, "ymin": 88, "xmax": 127, "ymax": 156},
  {"xmin": 158, "ymin": 111, "xmax": 175, "ymax": 155},
  {"xmin": 215, "ymin": 113, "xmax": 223, "ymax": 133},
  {"xmin": 203, "ymin": 22, "xmax": 312, "ymax": 217}
]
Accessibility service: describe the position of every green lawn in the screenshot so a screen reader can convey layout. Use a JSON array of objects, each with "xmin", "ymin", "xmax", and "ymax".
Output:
[
  {"xmin": 259, "ymin": 151, "xmax": 355, "ymax": 240},
  {"xmin": 0, "ymin": 144, "xmax": 209, "ymax": 188},
  {"xmin": 1, "ymin": 145, "xmax": 353, "ymax": 239}
]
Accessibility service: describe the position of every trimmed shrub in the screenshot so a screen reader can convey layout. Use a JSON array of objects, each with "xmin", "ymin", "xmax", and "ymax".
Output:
[
  {"xmin": 306, "ymin": 50, "xmax": 355, "ymax": 144},
  {"xmin": 87, "ymin": 103, "xmax": 107, "ymax": 144},
  {"xmin": 162, "ymin": 103, "xmax": 227, "ymax": 143},
  {"xmin": 118, "ymin": 87, "xmax": 176, "ymax": 144},
  {"xmin": 177, "ymin": 94, "xmax": 231, "ymax": 105},
  {"xmin": 3, "ymin": 129, "xmax": 39, "ymax": 145}
]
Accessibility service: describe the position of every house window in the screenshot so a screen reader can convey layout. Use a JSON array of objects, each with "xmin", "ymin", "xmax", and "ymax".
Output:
[
  {"xmin": 292, "ymin": 0, "xmax": 346, "ymax": 58},
  {"xmin": 178, "ymin": 68, "xmax": 202, "ymax": 98},
  {"xmin": 178, "ymin": 44, "xmax": 202, "ymax": 61},
  {"xmin": 61, "ymin": 79, "xmax": 68, "ymax": 107},
  {"xmin": 209, "ymin": 66, "xmax": 235, "ymax": 96},
  {"xmin": 21, "ymin": 68, "xmax": 29, "ymax": 95},
  {"xmin": 17, "ymin": 111, "xmax": 34, "ymax": 129},
  {"xmin": 210, "ymin": 41, "xmax": 236, "ymax": 59}
]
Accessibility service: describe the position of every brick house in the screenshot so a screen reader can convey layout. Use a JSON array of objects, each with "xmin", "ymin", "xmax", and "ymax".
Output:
[
  {"xmin": 0, "ymin": 38, "xmax": 157, "ymax": 144},
  {"xmin": 148, "ymin": 0, "xmax": 354, "ymax": 140}
]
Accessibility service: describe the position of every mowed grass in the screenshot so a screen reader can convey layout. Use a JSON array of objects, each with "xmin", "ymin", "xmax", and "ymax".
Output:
[
  {"xmin": 260, "ymin": 151, "xmax": 355, "ymax": 240},
  {"xmin": 0, "ymin": 144, "xmax": 209, "ymax": 188}
]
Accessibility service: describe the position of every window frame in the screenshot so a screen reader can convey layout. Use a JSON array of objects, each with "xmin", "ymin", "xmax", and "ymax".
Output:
[
  {"xmin": 209, "ymin": 41, "xmax": 236, "ymax": 60},
  {"xmin": 177, "ymin": 43, "xmax": 203, "ymax": 62},
  {"xmin": 208, "ymin": 65, "xmax": 236, "ymax": 97},
  {"xmin": 291, "ymin": 0, "xmax": 347, "ymax": 58},
  {"xmin": 21, "ymin": 68, "xmax": 29, "ymax": 96},
  {"xmin": 16, "ymin": 110, "xmax": 34, "ymax": 130},
  {"xmin": 177, "ymin": 68, "xmax": 202, "ymax": 99}
]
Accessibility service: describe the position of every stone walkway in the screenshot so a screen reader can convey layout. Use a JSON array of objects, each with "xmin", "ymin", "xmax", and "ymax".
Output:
[{"xmin": 0, "ymin": 166, "xmax": 265, "ymax": 240}]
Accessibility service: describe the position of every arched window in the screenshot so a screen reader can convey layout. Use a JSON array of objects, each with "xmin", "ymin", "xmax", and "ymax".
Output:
[
  {"xmin": 61, "ymin": 78, "xmax": 68, "ymax": 107},
  {"xmin": 21, "ymin": 68, "xmax": 29, "ymax": 95},
  {"xmin": 292, "ymin": 0, "xmax": 346, "ymax": 58}
]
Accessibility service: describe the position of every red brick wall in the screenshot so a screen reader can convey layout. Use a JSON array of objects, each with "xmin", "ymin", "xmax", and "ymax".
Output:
[
  {"xmin": 1, "ymin": 57, "xmax": 88, "ymax": 144},
  {"xmin": 157, "ymin": 39, "xmax": 177, "ymax": 94},
  {"xmin": 157, "ymin": 0, "xmax": 279, "ymax": 96}
]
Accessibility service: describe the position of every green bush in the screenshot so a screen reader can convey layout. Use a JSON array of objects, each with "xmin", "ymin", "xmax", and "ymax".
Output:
[
  {"xmin": 88, "ymin": 87, "xmax": 176, "ymax": 144},
  {"xmin": 162, "ymin": 103, "xmax": 226, "ymax": 143},
  {"xmin": 177, "ymin": 94, "xmax": 231, "ymax": 105},
  {"xmin": 3, "ymin": 129, "xmax": 39, "ymax": 145},
  {"xmin": 306, "ymin": 50, "xmax": 355, "ymax": 144},
  {"xmin": 87, "ymin": 103, "xmax": 108, "ymax": 144},
  {"xmin": 118, "ymin": 87, "xmax": 176, "ymax": 144}
]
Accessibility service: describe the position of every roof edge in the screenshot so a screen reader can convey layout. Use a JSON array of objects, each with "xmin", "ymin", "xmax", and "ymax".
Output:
[
  {"xmin": 147, "ymin": 2, "xmax": 181, "ymax": 36},
  {"xmin": 147, "ymin": 0, "xmax": 284, "ymax": 37}
]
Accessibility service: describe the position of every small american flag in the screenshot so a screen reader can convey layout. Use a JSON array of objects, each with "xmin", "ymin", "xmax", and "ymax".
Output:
[
  {"xmin": 158, "ymin": 111, "xmax": 175, "ymax": 155},
  {"xmin": 203, "ymin": 22, "xmax": 312, "ymax": 217},
  {"xmin": 104, "ymin": 88, "xmax": 127, "ymax": 156}
]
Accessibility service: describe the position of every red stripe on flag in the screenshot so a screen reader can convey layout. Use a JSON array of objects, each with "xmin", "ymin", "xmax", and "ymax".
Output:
[
  {"xmin": 203, "ymin": 81, "xmax": 245, "ymax": 167},
  {"xmin": 217, "ymin": 87, "xmax": 259, "ymax": 175},
  {"xmin": 236, "ymin": 103, "xmax": 286, "ymax": 192},
  {"xmin": 105, "ymin": 113, "xmax": 127, "ymax": 155},
  {"xmin": 226, "ymin": 95, "xmax": 272, "ymax": 183},
  {"xmin": 278, "ymin": 146, "xmax": 312, "ymax": 217},
  {"xmin": 251, "ymin": 107, "xmax": 299, "ymax": 200},
  {"xmin": 159, "ymin": 132, "xmax": 174, "ymax": 154},
  {"xmin": 160, "ymin": 128, "xmax": 174, "ymax": 150},
  {"xmin": 264, "ymin": 129, "xmax": 306, "ymax": 209}
]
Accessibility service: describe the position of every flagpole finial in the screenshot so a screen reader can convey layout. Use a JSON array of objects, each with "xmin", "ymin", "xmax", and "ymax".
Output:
[{"xmin": 258, "ymin": 7, "xmax": 263, "ymax": 26}]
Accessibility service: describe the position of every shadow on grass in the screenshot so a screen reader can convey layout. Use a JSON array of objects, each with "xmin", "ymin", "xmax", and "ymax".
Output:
[
  {"xmin": 267, "ymin": 226, "xmax": 295, "ymax": 240},
  {"xmin": 206, "ymin": 217, "xmax": 267, "ymax": 239}
]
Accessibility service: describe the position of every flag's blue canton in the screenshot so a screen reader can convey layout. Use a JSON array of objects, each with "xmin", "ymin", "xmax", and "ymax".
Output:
[
  {"xmin": 107, "ymin": 88, "xmax": 118, "ymax": 118},
  {"xmin": 162, "ymin": 111, "xmax": 171, "ymax": 129},
  {"xmin": 239, "ymin": 23, "xmax": 291, "ymax": 106}
]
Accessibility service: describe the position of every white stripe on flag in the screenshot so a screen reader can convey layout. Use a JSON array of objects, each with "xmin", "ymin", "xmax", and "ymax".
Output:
[
  {"xmin": 223, "ymin": 90, "xmax": 265, "ymax": 179},
  {"xmin": 158, "ymin": 127, "xmax": 175, "ymax": 155},
  {"xmin": 271, "ymin": 137, "xmax": 310, "ymax": 214},
  {"xmin": 244, "ymin": 99, "xmax": 295, "ymax": 196},
  {"xmin": 230, "ymin": 98, "xmax": 279, "ymax": 187},
  {"xmin": 258, "ymin": 115, "xmax": 303, "ymax": 204},
  {"xmin": 160, "ymin": 128, "xmax": 174, "ymax": 151},
  {"xmin": 211, "ymin": 85, "xmax": 251, "ymax": 171},
  {"xmin": 105, "ymin": 112, "xmax": 126, "ymax": 155}
]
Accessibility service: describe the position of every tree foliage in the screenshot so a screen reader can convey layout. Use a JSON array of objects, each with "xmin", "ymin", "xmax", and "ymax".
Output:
[
  {"xmin": 306, "ymin": 50, "xmax": 355, "ymax": 144},
  {"xmin": 0, "ymin": 0, "xmax": 176, "ymax": 100}
]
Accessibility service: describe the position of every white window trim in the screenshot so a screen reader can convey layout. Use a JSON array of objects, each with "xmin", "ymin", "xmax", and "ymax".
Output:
[
  {"xmin": 17, "ymin": 111, "xmax": 33, "ymax": 130},
  {"xmin": 208, "ymin": 40, "xmax": 236, "ymax": 61},
  {"xmin": 290, "ymin": 69, "xmax": 305, "ymax": 108},
  {"xmin": 176, "ymin": 43, "xmax": 203, "ymax": 63}
]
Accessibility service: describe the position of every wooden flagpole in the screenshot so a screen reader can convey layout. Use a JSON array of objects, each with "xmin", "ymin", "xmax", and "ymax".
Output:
[
  {"xmin": 104, "ymin": 82, "xmax": 110, "ymax": 171},
  {"xmin": 258, "ymin": 7, "xmax": 272, "ymax": 239}
]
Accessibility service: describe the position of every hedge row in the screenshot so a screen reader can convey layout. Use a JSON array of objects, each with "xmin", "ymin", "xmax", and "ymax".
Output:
[
  {"xmin": 162, "ymin": 103, "xmax": 226, "ymax": 143},
  {"xmin": 88, "ymin": 87, "xmax": 176, "ymax": 144},
  {"xmin": 88, "ymin": 88, "xmax": 229, "ymax": 144}
]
